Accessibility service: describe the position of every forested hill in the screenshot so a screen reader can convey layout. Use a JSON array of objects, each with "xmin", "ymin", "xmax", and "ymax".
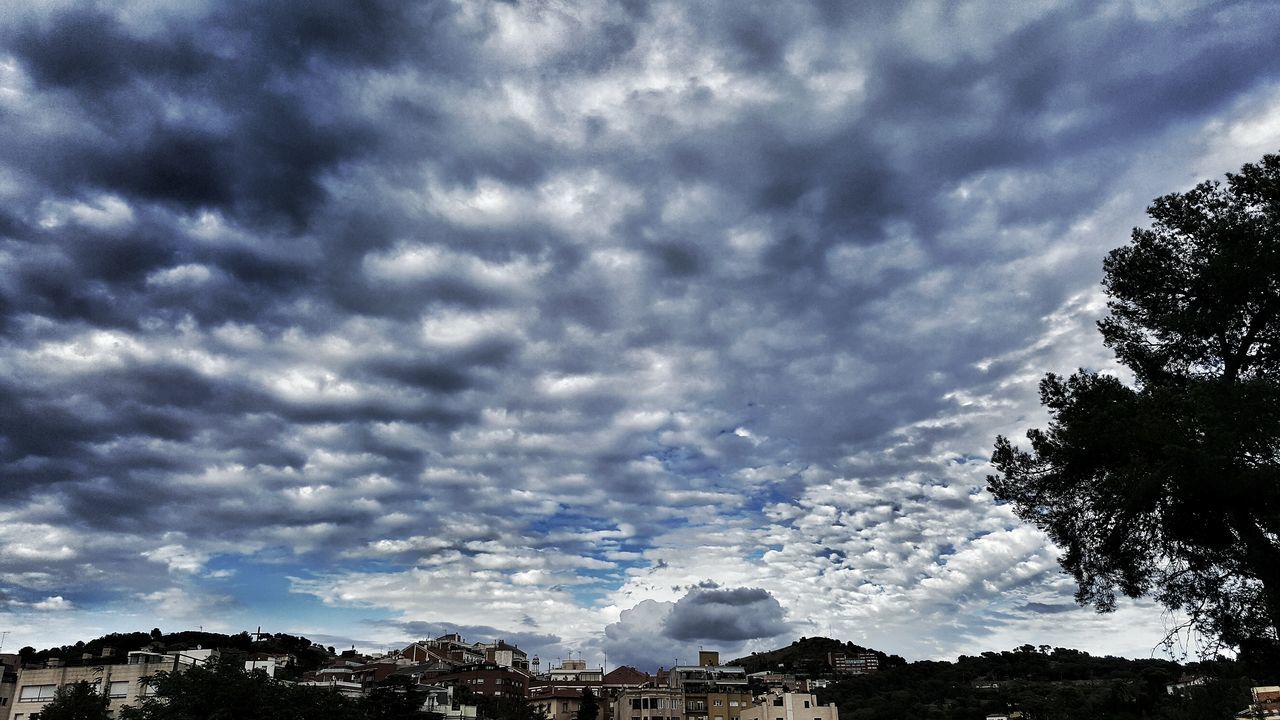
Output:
[
  {"xmin": 729, "ymin": 636, "xmax": 904, "ymax": 675},
  {"xmin": 19, "ymin": 629, "xmax": 333, "ymax": 673},
  {"xmin": 814, "ymin": 645, "xmax": 1268, "ymax": 720}
]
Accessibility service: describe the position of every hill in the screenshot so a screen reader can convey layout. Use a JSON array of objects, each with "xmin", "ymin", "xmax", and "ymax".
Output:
[
  {"xmin": 18, "ymin": 628, "xmax": 334, "ymax": 675},
  {"xmin": 729, "ymin": 636, "xmax": 904, "ymax": 676}
]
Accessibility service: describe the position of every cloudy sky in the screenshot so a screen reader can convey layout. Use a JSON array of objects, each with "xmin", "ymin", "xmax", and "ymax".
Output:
[{"xmin": 2, "ymin": 0, "xmax": 1278, "ymax": 668}]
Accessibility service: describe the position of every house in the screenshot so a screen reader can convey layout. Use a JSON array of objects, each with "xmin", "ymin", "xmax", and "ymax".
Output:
[
  {"xmin": 531, "ymin": 686, "xmax": 601, "ymax": 720},
  {"xmin": 613, "ymin": 687, "xmax": 686, "ymax": 720},
  {"xmin": 421, "ymin": 684, "xmax": 479, "ymax": 720}
]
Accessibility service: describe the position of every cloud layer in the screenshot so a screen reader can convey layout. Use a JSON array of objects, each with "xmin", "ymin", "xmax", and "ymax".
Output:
[{"xmin": 2, "ymin": 0, "xmax": 1277, "ymax": 662}]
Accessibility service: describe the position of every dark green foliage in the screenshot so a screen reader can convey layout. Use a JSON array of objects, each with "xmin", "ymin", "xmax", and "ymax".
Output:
[
  {"xmin": 36, "ymin": 680, "xmax": 111, "ymax": 720},
  {"xmin": 990, "ymin": 152, "xmax": 1280, "ymax": 650},
  {"xmin": 25, "ymin": 629, "xmax": 331, "ymax": 672},
  {"xmin": 575, "ymin": 687, "xmax": 599, "ymax": 720},
  {"xmin": 729, "ymin": 636, "xmax": 904, "ymax": 675},
  {"xmin": 363, "ymin": 676, "xmax": 435, "ymax": 720},
  {"xmin": 117, "ymin": 656, "xmax": 362, "ymax": 720},
  {"xmin": 815, "ymin": 646, "xmax": 1254, "ymax": 720},
  {"xmin": 114, "ymin": 655, "xmax": 435, "ymax": 720},
  {"xmin": 463, "ymin": 691, "xmax": 546, "ymax": 720}
]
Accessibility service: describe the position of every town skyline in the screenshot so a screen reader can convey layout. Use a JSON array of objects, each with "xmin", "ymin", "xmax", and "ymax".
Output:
[{"xmin": 2, "ymin": 1, "xmax": 1279, "ymax": 668}]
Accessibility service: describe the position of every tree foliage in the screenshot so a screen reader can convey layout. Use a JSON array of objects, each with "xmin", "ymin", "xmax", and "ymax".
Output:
[
  {"xmin": 36, "ymin": 680, "xmax": 111, "ymax": 720},
  {"xmin": 989, "ymin": 152, "xmax": 1280, "ymax": 650},
  {"xmin": 575, "ymin": 687, "xmax": 599, "ymax": 720},
  {"xmin": 116, "ymin": 656, "xmax": 436, "ymax": 720},
  {"xmin": 815, "ymin": 645, "xmax": 1254, "ymax": 720}
]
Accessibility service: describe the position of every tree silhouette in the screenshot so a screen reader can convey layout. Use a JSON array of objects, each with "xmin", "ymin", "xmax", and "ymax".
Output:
[{"xmin": 990, "ymin": 152, "xmax": 1280, "ymax": 652}]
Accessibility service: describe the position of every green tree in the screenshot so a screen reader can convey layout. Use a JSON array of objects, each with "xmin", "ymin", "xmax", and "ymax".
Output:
[
  {"xmin": 361, "ymin": 676, "xmax": 432, "ymax": 720},
  {"xmin": 575, "ymin": 688, "xmax": 599, "ymax": 720},
  {"xmin": 118, "ymin": 656, "xmax": 361, "ymax": 720},
  {"xmin": 989, "ymin": 152, "xmax": 1280, "ymax": 651},
  {"xmin": 35, "ymin": 680, "xmax": 111, "ymax": 720}
]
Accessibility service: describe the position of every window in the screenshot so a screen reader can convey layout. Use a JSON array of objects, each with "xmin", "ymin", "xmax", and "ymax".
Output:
[
  {"xmin": 20, "ymin": 685, "xmax": 57, "ymax": 702},
  {"xmin": 655, "ymin": 699, "xmax": 664, "ymax": 709},
  {"xmin": 804, "ymin": 701, "xmax": 810, "ymax": 709},
  {"xmin": 109, "ymin": 681, "xmax": 129, "ymax": 698},
  {"xmin": 714, "ymin": 700, "xmax": 723, "ymax": 707},
  {"xmin": 772, "ymin": 699, "xmax": 783, "ymax": 707},
  {"xmin": 729, "ymin": 702, "xmax": 739, "ymax": 707}
]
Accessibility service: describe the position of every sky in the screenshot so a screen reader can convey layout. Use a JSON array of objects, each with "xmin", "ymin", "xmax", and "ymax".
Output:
[{"xmin": 1, "ymin": 0, "xmax": 1279, "ymax": 670}]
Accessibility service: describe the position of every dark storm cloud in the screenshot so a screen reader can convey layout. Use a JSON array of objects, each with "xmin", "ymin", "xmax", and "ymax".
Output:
[
  {"xmin": 3, "ymin": 0, "xmax": 1279, "ymax": 658},
  {"xmin": 664, "ymin": 587, "xmax": 791, "ymax": 642},
  {"xmin": 601, "ymin": 586, "xmax": 792, "ymax": 669},
  {"xmin": 1, "ymin": 2, "xmax": 451, "ymax": 228}
]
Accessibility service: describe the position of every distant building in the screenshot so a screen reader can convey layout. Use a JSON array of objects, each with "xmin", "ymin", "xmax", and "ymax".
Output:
[
  {"xmin": 1242, "ymin": 686, "xmax": 1280, "ymax": 717},
  {"xmin": 421, "ymin": 684, "xmax": 480, "ymax": 720},
  {"xmin": 826, "ymin": 653, "xmax": 878, "ymax": 676},
  {"xmin": 666, "ymin": 652, "xmax": 751, "ymax": 720},
  {"xmin": 476, "ymin": 641, "xmax": 530, "ymax": 672},
  {"xmin": 1165, "ymin": 675, "xmax": 1207, "ymax": 695},
  {"xmin": 531, "ymin": 686, "xmax": 602, "ymax": 720},
  {"xmin": 429, "ymin": 662, "xmax": 529, "ymax": 699},
  {"xmin": 599, "ymin": 666, "xmax": 654, "ymax": 720},
  {"xmin": 245, "ymin": 653, "xmax": 292, "ymax": 678},
  {"xmin": 0, "ymin": 655, "xmax": 18, "ymax": 717}
]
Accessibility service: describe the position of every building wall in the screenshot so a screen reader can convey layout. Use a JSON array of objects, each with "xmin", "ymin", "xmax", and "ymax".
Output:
[
  {"xmin": 8, "ymin": 656, "xmax": 180, "ymax": 720},
  {"xmin": 703, "ymin": 691, "xmax": 753, "ymax": 720},
  {"xmin": 613, "ymin": 688, "xmax": 685, "ymax": 720},
  {"xmin": 739, "ymin": 692, "xmax": 838, "ymax": 720},
  {"xmin": 530, "ymin": 688, "xmax": 602, "ymax": 720},
  {"xmin": 432, "ymin": 664, "xmax": 529, "ymax": 699}
]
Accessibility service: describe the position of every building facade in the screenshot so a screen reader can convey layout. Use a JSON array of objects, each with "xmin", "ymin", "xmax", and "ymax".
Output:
[
  {"xmin": 613, "ymin": 687, "xmax": 685, "ymax": 720},
  {"xmin": 8, "ymin": 650, "xmax": 215, "ymax": 720},
  {"xmin": 738, "ymin": 691, "xmax": 838, "ymax": 720}
]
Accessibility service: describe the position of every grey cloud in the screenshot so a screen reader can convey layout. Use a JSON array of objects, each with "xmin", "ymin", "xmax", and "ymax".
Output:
[
  {"xmin": 602, "ymin": 587, "xmax": 791, "ymax": 669},
  {"xmin": 1020, "ymin": 602, "xmax": 1078, "ymax": 615},
  {"xmin": 1, "ymin": 0, "xmax": 1278, "ymax": 659},
  {"xmin": 664, "ymin": 587, "xmax": 792, "ymax": 642}
]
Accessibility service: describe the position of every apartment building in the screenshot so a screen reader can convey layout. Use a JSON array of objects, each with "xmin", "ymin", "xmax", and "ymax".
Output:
[
  {"xmin": 9, "ymin": 649, "xmax": 216, "ymax": 720},
  {"xmin": 666, "ymin": 652, "xmax": 751, "ymax": 720}
]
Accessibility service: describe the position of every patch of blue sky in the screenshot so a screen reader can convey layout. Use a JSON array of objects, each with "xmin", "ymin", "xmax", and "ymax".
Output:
[
  {"xmin": 935, "ymin": 543, "xmax": 957, "ymax": 565},
  {"xmin": 142, "ymin": 556, "xmax": 390, "ymax": 640},
  {"xmin": 738, "ymin": 475, "xmax": 807, "ymax": 517},
  {"xmin": 650, "ymin": 444, "xmax": 720, "ymax": 477}
]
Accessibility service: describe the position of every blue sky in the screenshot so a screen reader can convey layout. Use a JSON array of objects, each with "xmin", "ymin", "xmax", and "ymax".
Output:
[{"xmin": 1, "ymin": 0, "xmax": 1278, "ymax": 669}]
